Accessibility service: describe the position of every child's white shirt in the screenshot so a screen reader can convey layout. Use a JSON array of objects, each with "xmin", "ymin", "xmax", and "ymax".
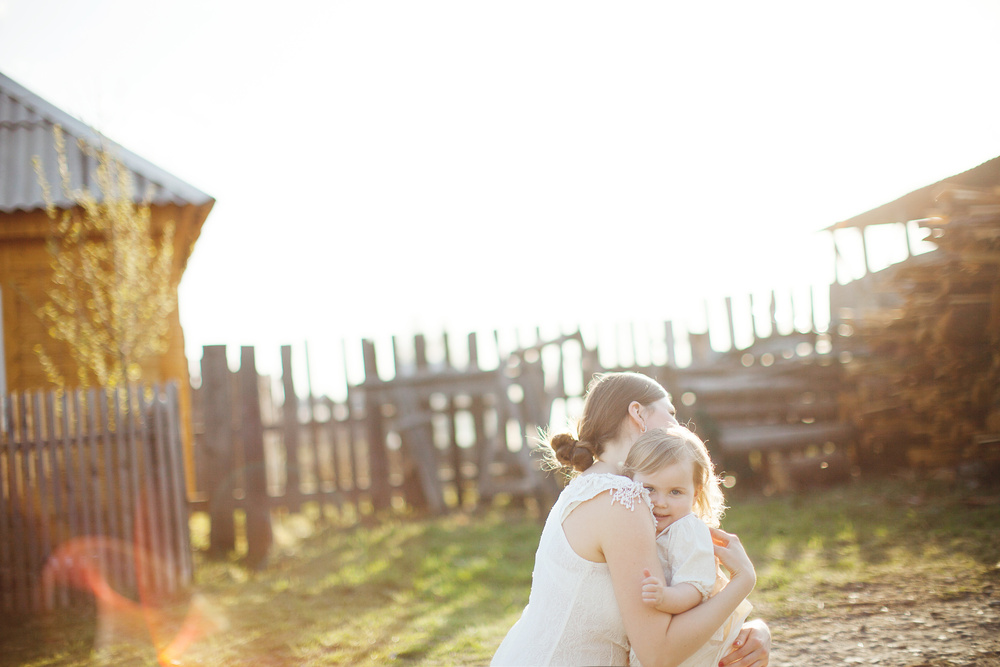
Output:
[
  {"xmin": 657, "ymin": 513, "xmax": 717, "ymax": 602},
  {"xmin": 629, "ymin": 513, "xmax": 754, "ymax": 667}
]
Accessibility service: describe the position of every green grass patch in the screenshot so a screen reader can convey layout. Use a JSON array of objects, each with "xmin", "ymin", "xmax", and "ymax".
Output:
[{"xmin": 1, "ymin": 479, "xmax": 998, "ymax": 666}]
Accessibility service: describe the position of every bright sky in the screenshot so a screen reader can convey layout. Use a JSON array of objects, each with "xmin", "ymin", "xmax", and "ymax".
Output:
[{"xmin": 2, "ymin": 0, "xmax": 1000, "ymax": 394}]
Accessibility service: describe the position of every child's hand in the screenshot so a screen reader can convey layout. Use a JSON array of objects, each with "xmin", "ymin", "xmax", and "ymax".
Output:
[{"xmin": 640, "ymin": 568, "xmax": 666, "ymax": 609}]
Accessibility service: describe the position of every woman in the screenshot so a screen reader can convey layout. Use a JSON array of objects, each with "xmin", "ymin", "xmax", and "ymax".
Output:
[{"xmin": 492, "ymin": 372, "xmax": 770, "ymax": 667}]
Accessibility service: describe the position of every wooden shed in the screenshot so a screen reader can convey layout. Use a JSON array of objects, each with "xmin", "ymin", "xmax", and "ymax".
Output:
[
  {"xmin": 826, "ymin": 155, "xmax": 1000, "ymax": 473},
  {"xmin": 0, "ymin": 71, "xmax": 214, "ymax": 479}
]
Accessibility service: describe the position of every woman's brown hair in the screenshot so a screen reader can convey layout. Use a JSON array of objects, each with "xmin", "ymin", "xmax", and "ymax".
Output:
[{"xmin": 545, "ymin": 372, "xmax": 667, "ymax": 474}]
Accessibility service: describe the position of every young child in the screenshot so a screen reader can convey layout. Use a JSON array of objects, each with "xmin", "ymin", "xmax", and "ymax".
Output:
[{"xmin": 623, "ymin": 425, "xmax": 753, "ymax": 667}]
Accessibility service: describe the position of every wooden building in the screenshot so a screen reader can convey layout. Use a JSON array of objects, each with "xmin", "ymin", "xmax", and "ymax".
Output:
[
  {"xmin": 0, "ymin": 72, "xmax": 213, "ymax": 475},
  {"xmin": 826, "ymin": 155, "xmax": 1000, "ymax": 473}
]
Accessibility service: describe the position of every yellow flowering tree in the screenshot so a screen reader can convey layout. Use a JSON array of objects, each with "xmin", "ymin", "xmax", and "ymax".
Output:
[{"xmin": 32, "ymin": 125, "xmax": 177, "ymax": 388}]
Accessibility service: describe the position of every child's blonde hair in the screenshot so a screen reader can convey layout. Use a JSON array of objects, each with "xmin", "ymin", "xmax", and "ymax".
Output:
[{"xmin": 622, "ymin": 425, "xmax": 726, "ymax": 527}]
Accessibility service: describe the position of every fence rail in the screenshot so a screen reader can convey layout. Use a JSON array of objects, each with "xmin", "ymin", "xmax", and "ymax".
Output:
[{"xmin": 0, "ymin": 382, "xmax": 191, "ymax": 616}]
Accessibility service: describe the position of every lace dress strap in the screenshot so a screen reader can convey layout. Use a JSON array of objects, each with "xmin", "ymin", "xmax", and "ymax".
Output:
[{"xmin": 560, "ymin": 473, "xmax": 657, "ymax": 528}]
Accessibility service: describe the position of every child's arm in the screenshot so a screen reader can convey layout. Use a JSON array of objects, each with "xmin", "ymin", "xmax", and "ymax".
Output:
[{"xmin": 640, "ymin": 569, "xmax": 705, "ymax": 614}]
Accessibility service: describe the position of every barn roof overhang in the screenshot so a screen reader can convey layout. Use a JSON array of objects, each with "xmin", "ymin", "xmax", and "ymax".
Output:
[{"xmin": 825, "ymin": 155, "xmax": 1000, "ymax": 231}]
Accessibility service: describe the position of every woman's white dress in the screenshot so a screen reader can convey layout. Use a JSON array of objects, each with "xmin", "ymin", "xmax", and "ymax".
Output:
[{"xmin": 491, "ymin": 473, "xmax": 655, "ymax": 666}]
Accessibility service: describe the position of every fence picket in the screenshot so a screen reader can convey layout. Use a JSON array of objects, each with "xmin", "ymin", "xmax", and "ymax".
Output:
[
  {"xmin": 62, "ymin": 390, "xmax": 85, "ymax": 607},
  {"xmin": 362, "ymin": 340, "xmax": 390, "ymax": 512},
  {"xmin": 240, "ymin": 347, "xmax": 272, "ymax": 568},
  {"xmin": 72, "ymin": 390, "xmax": 92, "ymax": 580},
  {"xmin": 0, "ymin": 394, "xmax": 13, "ymax": 612},
  {"xmin": 10, "ymin": 394, "xmax": 28, "ymax": 611},
  {"xmin": 44, "ymin": 391, "xmax": 68, "ymax": 608},
  {"xmin": 441, "ymin": 333, "xmax": 463, "ymax": 507},
  {"xmin": 201, "ymin": 346, "xmax": 235, "ymax": 557},
  {"xmin": 31, "ymin": 392, "xmax": 54, "ymax": 611},
  {"xmin": 280, "ymin": 346, "xmax": 302, "ymax": 510},
  {"xmin": 136, "ymin": 387, "xmax": 164, "ymax": 594},
  {"xmin": 340, "ymin": 338, "xmax": 360, "ymax": 511},
  {"xmin": 112, "ymin": 386, "xmax": 136, "ymax": 597},
  {"xmin": 85, "ymin": 389, "xmax": 110, "ymax": 603},
  {"xmin": 17, "ymin": 393, "xmax": 41, "ymax": 612},
  {"xmin": 164, "ymin": 383, "xmax": 193, "ymax": 584},
  {"xmin": 150, "ymin": 385, "xmax": 177, "ymax": 593},
  {"xmin": 95, "ymin": 389, "xmax": 119, "ymax": 596}
]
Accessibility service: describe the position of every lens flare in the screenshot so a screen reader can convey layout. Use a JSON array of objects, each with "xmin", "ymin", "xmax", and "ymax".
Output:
[{"xmin": 42, "ymin": 536, "xmax": 226, "ymax": 665}]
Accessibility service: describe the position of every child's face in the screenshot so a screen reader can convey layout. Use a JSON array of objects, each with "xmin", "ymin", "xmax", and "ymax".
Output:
[{"xmin": 634, "ymin": 459, "xmax": 696, "ymax": 534}]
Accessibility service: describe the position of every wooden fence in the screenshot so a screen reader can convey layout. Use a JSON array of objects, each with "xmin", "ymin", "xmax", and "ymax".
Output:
[
  {"xmin": 0, "ymin": 383, "xmax": 191, "ymax": 616},
  {"xmin": 188, "ymin": 334, "xmax": 577, "ymax": 560},
  {"xmin": 189, "ymin": 289, "xmax": 863, "ymax": 561}
]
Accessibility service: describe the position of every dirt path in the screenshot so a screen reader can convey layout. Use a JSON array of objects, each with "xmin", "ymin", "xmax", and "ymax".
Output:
[{"xmin": 770, "ymin": 584, "xmax": 1000, "ymax": 666}]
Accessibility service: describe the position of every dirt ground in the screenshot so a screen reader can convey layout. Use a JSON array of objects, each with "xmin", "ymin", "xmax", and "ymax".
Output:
[{"xmin": 770, "ymin": 582, "xmax": 1000, "ymax": 666}]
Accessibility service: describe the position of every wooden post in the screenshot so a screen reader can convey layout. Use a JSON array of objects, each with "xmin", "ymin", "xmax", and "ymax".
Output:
[
  {"xmin": 10, "ymin": 394, "xmax": 30, "ymax": 611},
  {"xmin": 73, "ymin": 389, "xmax": 93, "ymax": 604},
  {"xmin": 689, "ymin": 332, "xmax": 712, "ymax": 366},
  {"xmin": 468, "ymin": 333, "xmax": 490, "ymax": 501},
  {"xmin": 325, "ymin": 399, "xmax": 345, "ymax": 508},
  {"xmin": 553, "ymin": 333, "xmax": 567, "ymax": 401},
  {"xmin": 410, "ymin": 334, "xmax": 435, "ymax": 510},
  {"xmin": 303, "ymin": 342, "xmax": 332, "ymax": 510},
  {"xmin": 725, "ymin": 296, "xmax": 737, "ymax": 351},
  {"xmin": 663, "ymin": 321, "xmax": 676, "ymax": 368},
  {"xmin": 31, "ymin": 392, "xmax": 53, "ymax": 610},
  {"xmin": 201, "ymin": 346, "xmax": 235, "ymax": 557},
  {"xmin": 149, "ymin": 385, "xmax": 177, "ymax": 593},
  {"xmin": 903, "ymin": 221, "xmax": 917, "ymax": 259},
  {"xmin": 394, "ymin": 337, "xmax": 429, "ymax": 511},
  {"xmin": 341, "ymin": 338, "xmax": 362, "ymax": 511},
  {"xmin": 240, "ymin": 347, "xmax": 272, "ymax": 569},
  {"xmin": 111, "ymin": 386, "xmax": 137, "ymax": 595},
  {"xmin": 95, "ymin": 389, "xmax": 121, "ymax": 598},
  {"xmin": 832, "ymin": 232, "xmax": 844, "ymax": 285},
  {"xmin": 769, "ymin": 291, "xmax": 779, "ymax": 337},
  {"xmin": 362, "ymin": 340, "xmax": 392, "ymax": 512},
  {"xmin": 25, "ymin": 392, "xmax": 52, "ymax": 610},
  {"xmin": 442, "ymin": 332, "xmax": 463, "ymax": 507},
  {"xmin": 860, "ymin": 227, "xmax": 872, "ymax": 276},
  {"xmin": 135, "ymin": 387, "xmax": 164, "ymax": 593},
  {"xmin": 280, "ymin": 345, "xmax": 302, "ymax": 511},
  {"xmin": 629, "ymin": 322, "xmax": 639, "ymax": 368},
  {"xmin": 809, "ymin": 285, "xmax": 818, "ymax": 333},
  {"xmin": 123, "ymin": 387, "xmax": 147, "ymax": 593},
  {"xmin": 0, "ymin": 395, "xmax": 14, "ymax": 612},
  {"xmin": 164, "ymin": 383, "xmax": 193, "ymax": 586},
  {"xmin": 7, "ymin": 395, "xmax": 24, "ymax": 611}
]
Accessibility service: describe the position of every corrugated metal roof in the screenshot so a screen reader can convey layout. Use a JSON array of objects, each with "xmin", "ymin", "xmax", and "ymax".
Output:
[{"xmin": 0, "ymin": 71, "xmax": 213, "ymax": 213}]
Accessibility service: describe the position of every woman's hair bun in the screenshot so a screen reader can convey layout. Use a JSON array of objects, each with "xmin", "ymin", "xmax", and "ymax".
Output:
[
  {"xmin": 549, "ymin": 433, "xmax": 579, "ymax": 466},
  {"xmin": 548, "ymin": 432, "xmax": 597, "ymax": 472}
]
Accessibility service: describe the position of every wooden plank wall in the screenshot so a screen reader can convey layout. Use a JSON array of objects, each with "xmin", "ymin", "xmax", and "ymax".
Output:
[{"xmin": 0, "ymin": 383, "xmax": 191, "ymax": 616}]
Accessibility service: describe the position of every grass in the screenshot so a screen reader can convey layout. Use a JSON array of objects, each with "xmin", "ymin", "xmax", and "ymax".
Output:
[{"xmin": 1, "ymin": 478, "xmax": 998, "ymax": 666}]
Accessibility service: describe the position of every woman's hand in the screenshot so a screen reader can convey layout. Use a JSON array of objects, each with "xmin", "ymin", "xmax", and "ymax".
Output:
[
  {"xmin": 709, "ymin": 527, "xmax": 756, "ymax": 594},
  {"xmin": 719, "ymin": 618, "xmax": 771, "ymax": 666}
]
